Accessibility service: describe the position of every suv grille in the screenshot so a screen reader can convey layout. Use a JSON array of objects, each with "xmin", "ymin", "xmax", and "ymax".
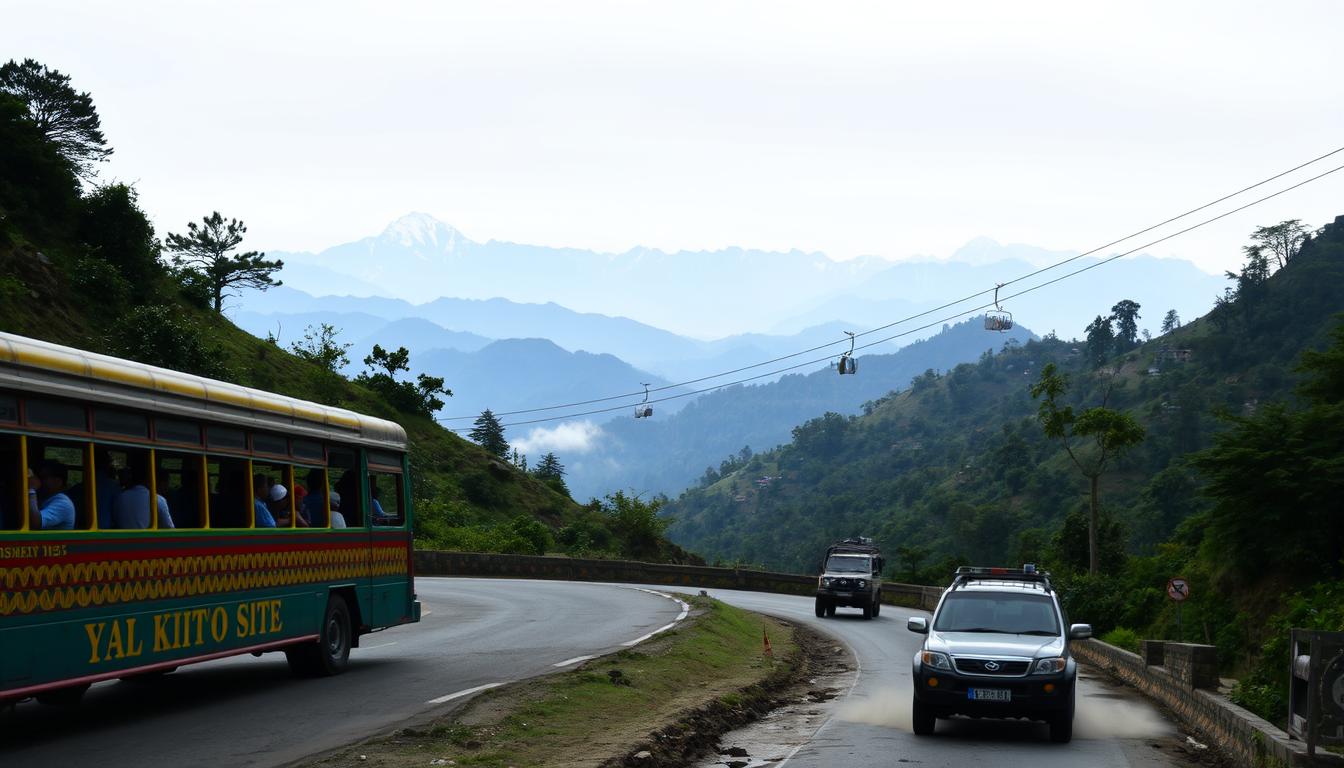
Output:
[
  {"xmin": 830, "ymin": 578, "xmax": 857, "ymax": 589},
  {"xmin": 953, "ymin": 658, "xmax": 1030, "ymax": 676}
]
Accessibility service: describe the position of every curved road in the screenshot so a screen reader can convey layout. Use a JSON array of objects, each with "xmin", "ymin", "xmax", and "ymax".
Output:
[
  {"xmin": 1, "ymin": 579, "xmax": 1197, "ymax": 767},
  {"xmin": 0, "ymin": 579, "xmax": 685, "ymax": 768}
]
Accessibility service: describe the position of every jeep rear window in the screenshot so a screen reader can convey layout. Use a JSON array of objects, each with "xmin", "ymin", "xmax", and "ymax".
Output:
[
  {"xmin": 825, "ymin": 555, "xmax": 870, "ymax": 573},
  {"xmin": 933, "ymin": 592, "xmax": 1060, "ymax": 635}
]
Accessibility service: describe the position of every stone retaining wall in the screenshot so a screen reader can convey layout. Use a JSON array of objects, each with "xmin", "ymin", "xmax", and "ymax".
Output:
[
  {"xmin": 1072, "ymin": 639, "xmax": 1343, "ymax": 768},
  {"xmin": 413, "ymin": 550, "xmax": 942, "ymax": 611}
]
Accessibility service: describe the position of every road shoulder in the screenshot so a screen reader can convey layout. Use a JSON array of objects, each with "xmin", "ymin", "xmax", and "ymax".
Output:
[{"xmin": 299, "ymin": 596, "xmax": 835, "ymax": 768}]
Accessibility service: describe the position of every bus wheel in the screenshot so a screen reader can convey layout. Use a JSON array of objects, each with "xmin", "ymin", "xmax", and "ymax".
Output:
[
  {"xmin": 288, "ymin": 595, "xmax": 352, "ymax": 677},
  {"xmin": 36, "ymin": 684, "xmax": 89, "ymax": 709}
]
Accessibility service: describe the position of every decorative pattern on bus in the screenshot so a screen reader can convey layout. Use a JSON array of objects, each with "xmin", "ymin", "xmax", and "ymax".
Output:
[{"xmin": 0, "ymin": 544, "xmax": 407, "ymax": 617}]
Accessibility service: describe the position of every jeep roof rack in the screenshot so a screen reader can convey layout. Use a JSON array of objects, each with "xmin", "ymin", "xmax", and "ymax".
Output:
[
  {"xmin": 826, "ymin": 537, "xmax": 880, "ymax": 557},
  {"xmin": 950, "ymin": 564, "xmax": 1052, "ymax": 593}
]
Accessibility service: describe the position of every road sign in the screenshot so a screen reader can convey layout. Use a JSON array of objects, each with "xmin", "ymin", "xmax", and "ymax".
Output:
[{"xmin": 1167, "ymin": 578, "xmax": 1190, "ymax": 602}]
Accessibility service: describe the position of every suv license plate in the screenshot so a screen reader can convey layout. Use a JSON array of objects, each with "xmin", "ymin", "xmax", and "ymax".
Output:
[
  {"xmin": 833, "ymin": 592, "xmax": 851, "ymax": 598},
  {"xmin": 968, "ymin": 688, "xmax": 1011, "ymax": 702}
]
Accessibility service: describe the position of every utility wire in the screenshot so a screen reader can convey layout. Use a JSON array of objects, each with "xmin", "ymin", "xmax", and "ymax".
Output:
[{"xmin": 438, "ymin": 146, "xmax": 1344, "ymax": 425}]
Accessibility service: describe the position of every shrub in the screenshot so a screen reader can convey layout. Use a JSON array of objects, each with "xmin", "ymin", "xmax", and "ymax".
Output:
[{"xmin": 1100, "ymin": 627, "xmax": 1140, "ymax": 653}]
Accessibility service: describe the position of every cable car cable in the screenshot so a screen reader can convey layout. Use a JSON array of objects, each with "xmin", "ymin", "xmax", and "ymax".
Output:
[
  {"xmin": 435, "ymin": 146, "xmax": 1344, "ymax": 424},
  {"xmin": 444, "ymin": 160, "xmax": 1344, "ymax": 432}
]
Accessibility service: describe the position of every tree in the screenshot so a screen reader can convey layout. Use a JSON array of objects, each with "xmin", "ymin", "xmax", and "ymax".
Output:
[
  {"xmin": 78, "ymin": 183, "xmax": 161, "ymax": 297},
  {"xmin": 1192, "ymin": 320, "xmax": 1344, "ymax": 581},
  {"xmin": 1160, "ymin": 309, "xmax": 1181, "ymax": 335},
  {"xmin": 1248, "ymin": 219, "xmax": 1310, "ymax": 270},
  {"xmin": 1110, "ymin": 299, "xmax": 1141, "ymax": 353},
  {"xmin": 163, "ymin": 212, "xmax": 283, "ymax": 312},
  {"xmin": 0, "ymin": 58, "xmax": 111, "ymax": 179},
  {"xmin": 534, "ymin": 452, "xmax": 569, "ymax": 496},
  {"xmin": 354, "ymin": 344, "xmax": 451, "ymax": 417},
  {"xmin": 470, "ymin": 409, "xmax": 509, "ymax": 458},
  {"xmin": 1083, "ymin": 316, "xmax": 1114, "ymax": 368},
  {"xmin": 290, "ymin": 323, "xmax": 351, "ymax": 373},
  {"xmin": 108, "ymin": 305, "xmax": 227, "ymax": 379},
  {"xmin": 1031, "ymin": 363, "xmax": 1146, "ymax": 574}
]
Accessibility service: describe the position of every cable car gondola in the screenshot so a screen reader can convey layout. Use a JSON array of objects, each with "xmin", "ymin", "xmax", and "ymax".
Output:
[
  {"xmin": 837, "ymin": 331, "xmax": 857, "ymax": 375},
  {"xmin": 985, "ymin": 283, "xmax": 1014, "ymax": 332},
  {"xmin": 634, "ymin": 383, "xmax": 653, "ymax": 418}
]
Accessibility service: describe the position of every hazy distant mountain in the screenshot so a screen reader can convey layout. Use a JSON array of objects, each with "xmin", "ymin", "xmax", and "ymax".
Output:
[
  {"xmin": 354, "ymin": 318, "xmax": 492, "ymax": 357},
  {"xmin": 419, "ymin": 338, "xmax": 687, "ymax": 429},
  {"xmin": 264, "ymin": 214, "xmax": 1225, "ymax": 343},
  {"xmin": 266, "ymin": 212, "xmax": 894, "ymax": 337},
  {"xmin": 539, "ymin": 317, "xmax": 1036, "ymax": 500}
]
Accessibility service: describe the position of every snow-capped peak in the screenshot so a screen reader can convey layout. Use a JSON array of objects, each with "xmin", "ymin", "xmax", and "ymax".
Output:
[{"xmin": 380, "ymin": 212, "xmax": 465, "ymax": 250}]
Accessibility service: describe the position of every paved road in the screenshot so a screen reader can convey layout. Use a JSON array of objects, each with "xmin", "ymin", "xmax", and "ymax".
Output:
[
  {"xmin": 661, "ymin": 587, "xmax": 1199, "ymax": 768},
  {"xmin": 0, "ymin": 578, "xmax": 685, "ymax": 768},
  {"xmin": 1, "ymin": 579, "xmax": 1199, "ymax": 768}
]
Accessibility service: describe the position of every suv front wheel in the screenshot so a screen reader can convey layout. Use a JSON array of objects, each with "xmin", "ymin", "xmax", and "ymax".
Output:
[
  {"xmin": 912, "ymin": 695, "xmax": 936, "ymax": 735},
  {"xmin": 1049, "ymin": 695, "xmax": 1075, "ymax": 743}
]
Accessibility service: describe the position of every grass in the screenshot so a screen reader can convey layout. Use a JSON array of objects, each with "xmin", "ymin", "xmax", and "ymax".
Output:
[{"xmin": 304, "ymin": 596, "xmax": 798, "ymax": 768}]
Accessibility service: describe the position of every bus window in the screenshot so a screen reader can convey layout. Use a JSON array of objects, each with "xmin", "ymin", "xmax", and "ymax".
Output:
[
  {"xmin": 207, "ymin": 456, "xmax": 250, "ymax": 528},
  {"xmin": 0, "ymin": 392, "xmax": 17, "ymax": 423},
  {"xmin": 296, "ymin": 466, "xmax": 329, "ymax": 528},
  {"xmin": 25, "ymin": 399, "xmax": 88, "ymax": 432},
  {"xmin": 252, "ymin": 460, "xmax": 296, "ymax": 527},
  {"xmin": 157, "ymin": 452, "xmax": 205, "ymax": 529},
  {"xmin": 105, "ymin": 447, "xmax": 173, "ymax": 530},
  {"xmin": 0, "ymin": 434, "xmax": 21, "ymax": 530},
  {"xmin": 369, "ymin": 472, "xmax": 404, "ymax": 527},
  {"xmin": 329, "ymin": 447, "xmax": 362, "ymax": 527},
  {"xmin": 26, "ymin": 438, "xmax": 89, "ymax": 530}
]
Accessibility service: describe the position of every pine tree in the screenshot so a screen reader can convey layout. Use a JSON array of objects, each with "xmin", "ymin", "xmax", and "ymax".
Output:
[
  {"xmin": 535, "ymin": 452, "xmax": 569, "ymax": 495},
  {"xmin": 1160, "ymin": 309, "xmax": 1181, "ymax": 335},
  {"xmin": 0, "ymin": 58, "xmax": 111, "ymax": 179},
  {"xmin": 470, "ymin": 409, "xmax": 509, "ymax": 458},
  {"xmin": 164, "ymin": 212, "xmax": 283, "ymax": 312}
]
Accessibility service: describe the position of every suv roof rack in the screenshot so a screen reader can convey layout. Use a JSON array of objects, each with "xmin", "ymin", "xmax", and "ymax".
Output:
[
  {"xmin": 826, "ymin": 537, "xmax": 880, "ymax": 557},
  {"xmin": 950, "ymin": 564, "xmax": 1052, "ymax": 593}
]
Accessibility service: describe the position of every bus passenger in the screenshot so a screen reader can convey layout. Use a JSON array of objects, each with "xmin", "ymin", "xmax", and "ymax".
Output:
[
  {"xmin": 252, "ymin": 474, "xmax": 277, "ymax": 528},
  {"xmin": 268, "ymin": 483, "xmax": 297, "ymax": 526},
  {"xmin": 370, "ymin": 481, "xmax": 389, "ymax": 521},
  {"xmin": 329, "ymin": 490, "xmax": 347, "ymax": 529},
  {"xmin": 113, "ymin": 457, "xmax": 174, "ymax": 530},
  {"xmin": 68, "ymin": 449, "xmax": 120, "ymax": 529},
  {"xmin": 29, "ymin": 460, "xmax": 76, "ymax": 530},
  {"xmin": 298, "ymin": 469, "xmax": 325, "ymax": 526}
]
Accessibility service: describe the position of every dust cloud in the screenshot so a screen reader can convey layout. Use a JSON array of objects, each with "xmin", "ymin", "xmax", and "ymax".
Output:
[{"xmin": 836, "ymin": 687, "xmax": 913, "ymax": 732}]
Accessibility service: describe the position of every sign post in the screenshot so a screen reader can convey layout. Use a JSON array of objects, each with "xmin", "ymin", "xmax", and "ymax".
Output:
[{"xmin": 1167, "ymin": 577, "xmax": 1190, "ymax": 640}]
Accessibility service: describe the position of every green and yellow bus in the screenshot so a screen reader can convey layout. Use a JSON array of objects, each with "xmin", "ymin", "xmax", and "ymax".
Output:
[{"xmin": 0, "ymin": 331, "xmax": 420, "ymax": 708}]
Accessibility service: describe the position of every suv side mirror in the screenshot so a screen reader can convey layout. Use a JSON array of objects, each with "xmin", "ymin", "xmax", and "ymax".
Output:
[
  {"xmin": 907, "ymin": 617, "xmax": 929, "ymax": 634},
  {"xmin": 1068, "ymin": 623, "xmax": 1093, "ymax": 640}
]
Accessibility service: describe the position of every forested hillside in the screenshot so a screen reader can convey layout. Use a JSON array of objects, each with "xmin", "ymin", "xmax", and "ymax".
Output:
[
  {"xmin": 667, "ymin": 215, "xmax": 1344, "ymax": 720},
  {"xmin": 0, "ymin": 58, "xmax": 694, "ymax": 564}
]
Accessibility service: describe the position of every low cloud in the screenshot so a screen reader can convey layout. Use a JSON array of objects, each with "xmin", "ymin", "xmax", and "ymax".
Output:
[{"xmin": 512, "ymin": 420, "xmax": 605, "ymax": 456}]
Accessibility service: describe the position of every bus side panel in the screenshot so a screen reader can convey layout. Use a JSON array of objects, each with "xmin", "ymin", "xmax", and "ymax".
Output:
[
  {"xmin": 0, "ymin": 532, "xmax": 406, "ymax": 698},
  {"xmin": 370, "ymin": 533, "xmax": 414, "ymax": 628}
]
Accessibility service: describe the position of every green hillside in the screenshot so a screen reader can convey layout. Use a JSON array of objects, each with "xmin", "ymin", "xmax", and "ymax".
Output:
[
  {"xmin": 0, "ymin": 59, "xmax": 694, "ymax": 564},
  {"xmin": 667, "ymin": 215, "xmax": 1344, "ymax": 718}
]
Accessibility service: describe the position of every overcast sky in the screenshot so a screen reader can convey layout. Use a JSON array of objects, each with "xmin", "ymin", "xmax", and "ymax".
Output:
[{"xmin": 6, "ymin": 0, "xmax": 1343, "ymax": 275}]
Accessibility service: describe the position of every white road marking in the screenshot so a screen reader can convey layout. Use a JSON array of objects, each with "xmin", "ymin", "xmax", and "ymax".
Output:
[
  {"xmin": 426, "ymin": 682, "xmax": 504, "ymax": 705},
  {"xmin": 621, "ymin": 588, "xmax": 690, "ymax": 646},
  {"xmin": 363, "ymin": 641, "xmax": 398, "ymax": 650},
  {"xmin": 775, "ymin": 621, "xmax": 867, "ymax": 768},
  {"xmin": 553, "ymin": 655, "xmax": 598, "ymax": 668}
]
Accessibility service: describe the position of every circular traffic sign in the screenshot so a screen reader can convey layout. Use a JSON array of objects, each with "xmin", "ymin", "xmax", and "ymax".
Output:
[{"xmin": 1167, "ymin": 578, "xmax": 1190, "ymax": 602}]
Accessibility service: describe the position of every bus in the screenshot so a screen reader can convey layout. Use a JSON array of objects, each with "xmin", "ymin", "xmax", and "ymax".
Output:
[{"xmin": 0, "ymin": 331, "xmax": 420, "ymax": 708}]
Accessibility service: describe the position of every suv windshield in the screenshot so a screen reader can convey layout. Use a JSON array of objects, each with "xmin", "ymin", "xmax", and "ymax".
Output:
[
  {"xmin": 933, "ymin": 592, "xmax": 1060, "ymax": 635},
  {"xmin": 825, "ymin": 555, "xmax": 871, "ymax": 574}
]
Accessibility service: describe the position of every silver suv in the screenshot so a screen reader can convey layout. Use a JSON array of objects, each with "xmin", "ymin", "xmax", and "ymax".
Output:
[{"xmin": 907, "ymin": 566, "xmax": 1091, "ymax": 743}]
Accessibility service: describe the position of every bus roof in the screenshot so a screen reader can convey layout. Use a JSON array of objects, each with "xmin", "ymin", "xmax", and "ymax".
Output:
[{"xmin": 0, "ymin": 331, "xmax": 407, "ymax": 451}]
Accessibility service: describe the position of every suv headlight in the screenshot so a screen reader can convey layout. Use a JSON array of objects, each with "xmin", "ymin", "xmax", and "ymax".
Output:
[
  {"xmin": 1031, "ymin": 657, "xmax": 1066, "ymax": 675},
  {"xmin": 819, "ymin": 577, "xmax": 832, "ymax": 588},
  {"xmin": 921, "ymin": 651, "xmax": 953, "ymax": 671},
  {"xmin": 857, "ymin": 580, "xmax": 867, "ymax": 589}
]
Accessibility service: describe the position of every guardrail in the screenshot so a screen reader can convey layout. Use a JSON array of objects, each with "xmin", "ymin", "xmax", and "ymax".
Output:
[{"xmin": 412, "ymin": 550, "xmax": 942, "ymax": 611}]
